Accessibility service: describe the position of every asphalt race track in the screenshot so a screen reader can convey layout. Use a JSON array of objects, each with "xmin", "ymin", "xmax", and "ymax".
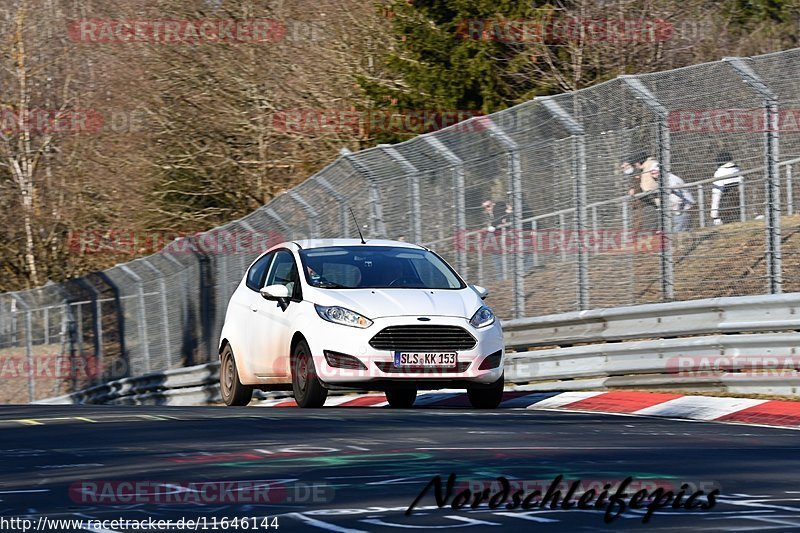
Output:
[{"xmin": 1, "ymin": 404, "xmax": 799, "ymax": 532}]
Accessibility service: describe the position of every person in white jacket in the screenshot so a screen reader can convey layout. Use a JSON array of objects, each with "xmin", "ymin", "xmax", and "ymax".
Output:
[
  {"xmin": 644, "ymin": 161, "xmax": 695, "ymax": 233},
  {"xmin": 710, "ymin": 152, "xmax": 742, "ymax": 225}
]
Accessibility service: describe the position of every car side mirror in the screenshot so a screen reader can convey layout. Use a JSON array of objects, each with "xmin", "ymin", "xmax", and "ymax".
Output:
[
  {"xmin": 470, "ymin": 284, "xmax": 489, "ymax": 300},
  {"xmin": 260, "ymin": 284, "xmax": 290, "ymax": 301}
]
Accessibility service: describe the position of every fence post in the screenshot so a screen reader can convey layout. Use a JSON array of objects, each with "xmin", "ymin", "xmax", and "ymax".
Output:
[
  {"xmin": 288, "ymin": 191, "xmax": 320, "ymax": 239},
  {"xmin": 73, "ymin": 278, "xmax": 103, "ymax": 384},
  {"xmin": 65, "ymin": 301, "xmax": 79, "ymax": 392},
  {"xmin": 380, "ymin": 145, "xmax": 422, "ymax": 244},
  {"xmin": 725, "ymin": 57, "xmax": 782, "ymax": 294},
  {"xmin": 162, "ymin": 252, "xmax": 189, "ymax": 366},
  {"xmin": 540, "ymin": 97, "xmax": 589, "ymax": 310},
  {"xmin": 43, "ymin": 307, "xmax": 49, "ymax": 346},
  {"xmin": 698, "ymin": 186, "xmax": 705, "ymax": 228},
  {"xmin": 622, "ymin": 198, "xmax": 629, "ymax": 234},
  {"xmin": 314, "ymin": 176, "xmax": 349, "ymax": 238},
  {"xmin": 189, "ymin": 237, "xmax": 214, "ymax": 363},
  {"xmin": 340, "ymin": 149, "xmax": 388, "ymax": 238},
  {"xmin": 118, "ymin": 265, "xmax": 151, "ymax": 373},
  {"xmin": 621, "ymin": 76, "xmax": 674, "ymax": 301},
  {"xmin": 483, "ymin": 118, "xmax": 525, "ymax": 318},
  {"xmin": 735, "ymin": 180, "xmax": 745, "ymax": 222},
  {"xmin": 10, "ymin": 296, "xmax": 17, "ymax": 346},
  {"xmin": 423, "ymin": 135, "xmax": 468, "ymax": 277},
  {"xmin": 10, "ymin": 294, "xmax": 34, "ymax": 402},
  {"xmin": 141, "ymin": 259, "xmax": 173, "ymax": 369}
]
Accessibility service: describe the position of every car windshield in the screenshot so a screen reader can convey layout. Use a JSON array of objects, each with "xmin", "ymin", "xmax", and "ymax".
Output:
[{"xmin": 299, "ymin": 246, "xmax": 465, "ymax": 289}]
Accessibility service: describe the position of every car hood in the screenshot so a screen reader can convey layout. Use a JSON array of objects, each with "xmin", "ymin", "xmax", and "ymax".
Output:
[{"xmin": 308, "ymin": 287, "xmax": 483, "ymax": 319}]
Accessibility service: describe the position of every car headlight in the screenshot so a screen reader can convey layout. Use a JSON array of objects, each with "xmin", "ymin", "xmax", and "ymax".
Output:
[
  {"xmin": 315, "ymin": 304, "xmax": 373, "ymax": 329},
  {"xmin": 469, "ymin": 305, "xmax": 495, "ymax": 328}
]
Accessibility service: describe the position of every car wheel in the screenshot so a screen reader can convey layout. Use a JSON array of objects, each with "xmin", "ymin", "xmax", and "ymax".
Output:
[
  {"xmin": 292, "ymin": 339, "xmax": 328, "ymax": 408},
  {"xmin": 385, "ymin": 388, "xmax": 417, "ymax": 408},
  {"xmin": 467, "ymin": 374, "xmax": 504, "ymax": 409},
  {"xmin": 220, "ymin": 344, "xmax": 253, "ymax": 406}
]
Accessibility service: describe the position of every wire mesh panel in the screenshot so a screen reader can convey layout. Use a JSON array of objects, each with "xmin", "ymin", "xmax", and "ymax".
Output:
[
  {"xmin": 346, "ymin": 147, "xmax": 409, "ymax": 241},
  {"xmin": 266, "ymin": 190, "xmax": 313, "ymax": 240},
  {"xmin": 751, "ymin": 49, "xmax": 800, "ymax": 162},
  {"xmin": 556, "ymin": 79, "xmax": 663, "ymax": 310},
  {"xmin": 638, "ymin": 61, "xmax": 770, "ymax": 299},
  {"xmin": 102, "ymin": 265, "xmax": 147, "ymax": 377},
  {"xmin": 0, "ymin": 294, "xmax": 15, "ymax": 350},
  {"xmin": 751, "ymin": 49, "xmax": 800, "ymax": 293},
  {"xmin": 437, "ymin": 121, "xmax": 511, "ymax": 287},
  {"xmin": 139, "ymin": 253, "xmax": 179, "ymax": 370},
  {"xmin": 483, "ymin": 101, "xmax": 578, "ymax": 316}
]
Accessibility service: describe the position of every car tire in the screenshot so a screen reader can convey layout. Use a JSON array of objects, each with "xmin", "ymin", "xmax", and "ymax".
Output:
[
  {"xmin": 385, "ymin": 389, "xmax": 417, "ymax": 408},
  {"xmin": 220, "ymin": 344, "xmax": 253, "ymax": 406},
  {"xmin": 292, "ymin": 339, "xmax": 328, "ymax": 408},
  {"xmin": 467, "ymin": 374, "xmax": 504, "ymax": 409}
]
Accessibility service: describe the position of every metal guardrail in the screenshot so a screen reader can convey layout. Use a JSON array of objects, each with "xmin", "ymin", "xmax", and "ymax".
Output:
[
  {"xmin": 35, "ymin": 363, "xmax": 223, "ymax": 406},
  {"xmin": 503, "ymin": 292, "xmax": 800, "ymax": 396},
  {"xmin": 502, "ymin": 293, "xmax": 800, "ymax": 349},
  {"xmin": 36, "ymin": 292, "xmax": 800, "ymax": 404}
]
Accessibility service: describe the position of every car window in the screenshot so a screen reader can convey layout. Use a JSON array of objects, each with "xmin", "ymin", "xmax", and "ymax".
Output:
[
  {"xmin": 299, "ymin": 246, "xmax": 464, "ymax": 289},
  {"xmin": 409, "ymin": 256, "xmax": 450, "ymax": 287},
  {"xmin": 265, "ymin": 250, "xmax": 301, "ymax": 299},
  {"xmin": 245, "ymin": 252, "xmax": 274, "ymax": 291}
]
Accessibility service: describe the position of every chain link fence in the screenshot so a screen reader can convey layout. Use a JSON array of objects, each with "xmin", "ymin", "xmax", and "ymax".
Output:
[{"xmin": 2, "ymin": 48, "xmax": 800, "ymax": 402}]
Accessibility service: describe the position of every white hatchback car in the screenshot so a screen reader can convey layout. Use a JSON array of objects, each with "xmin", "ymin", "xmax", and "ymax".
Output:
[{"xmin": 218, "ymin": 238, "xmax": 504, "ymax": 408}]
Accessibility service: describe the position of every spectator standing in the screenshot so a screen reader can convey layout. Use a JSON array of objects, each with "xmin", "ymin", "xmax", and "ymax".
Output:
[
  {"xmin": 628, "ymin": 153, "xmax": 660, "ymax": 230},
  {"xmin": 645, "ymin": 161, "xmax": 695, "ymax": 233},
  {"xmin": 481, "ymin": 199, "xmax": 505, "ymax": 281},
  {"xmin": 710, "ymin": 151, "xmax": 742, "ymax": 225}
]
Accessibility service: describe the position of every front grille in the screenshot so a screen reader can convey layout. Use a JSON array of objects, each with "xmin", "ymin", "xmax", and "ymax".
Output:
[
  {"xmin": 376, "ymin": 361, "xmax": 472, "ymax": 374},
  {"xmin": 369, "ymin": 325, "xmax": 476, "ymax": 351}
]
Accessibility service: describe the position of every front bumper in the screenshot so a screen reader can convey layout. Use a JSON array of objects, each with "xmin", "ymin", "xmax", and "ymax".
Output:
[{"xmin": 304, "ymin": 315, "xmax": 504, "ymax": 387}]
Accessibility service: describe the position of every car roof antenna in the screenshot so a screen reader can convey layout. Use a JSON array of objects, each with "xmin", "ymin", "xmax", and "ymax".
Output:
[
  {"xmin": 349, "ymin": 208, "xmax": 367, "ymax": 244},
  {"xmin": 348, "ymin": 207, "xmax": 367, "ymax": 244}
]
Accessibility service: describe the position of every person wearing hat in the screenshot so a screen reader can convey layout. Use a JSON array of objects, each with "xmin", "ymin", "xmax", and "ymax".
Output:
[
  {"xmin": 625, "ymin": 152, "xmax": 659, "ymax": 230},
  {"xmin": 710, "ymin": 151, "xmax": 742, "ymax": 225}
]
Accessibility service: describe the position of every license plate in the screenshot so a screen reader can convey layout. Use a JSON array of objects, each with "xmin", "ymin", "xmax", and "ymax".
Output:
[{"xmin": 393, "ymin": 352, "xmax": 457, "ymax": 367}]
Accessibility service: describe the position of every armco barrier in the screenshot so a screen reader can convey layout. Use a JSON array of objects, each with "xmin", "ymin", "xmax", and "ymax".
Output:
[
  {"xmin": 502, "ymin": 292, "xmax": 800, "ymax": 396},
  {"xmin": 35, "ymin": 363, "xmax": 223, "ymax": 406},
  {"xmin": 502, "ymin": 293, "xmax": 800, "ymax": 349},
  {"xmin": 36, "ymin": 293, "xmax": 800, "ymax": 405}
]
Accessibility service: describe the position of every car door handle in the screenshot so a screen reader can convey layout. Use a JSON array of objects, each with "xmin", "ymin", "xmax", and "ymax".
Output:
[{"xmin": 250, "ymin": 305, "xmax": 258, "ymax": 312}]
